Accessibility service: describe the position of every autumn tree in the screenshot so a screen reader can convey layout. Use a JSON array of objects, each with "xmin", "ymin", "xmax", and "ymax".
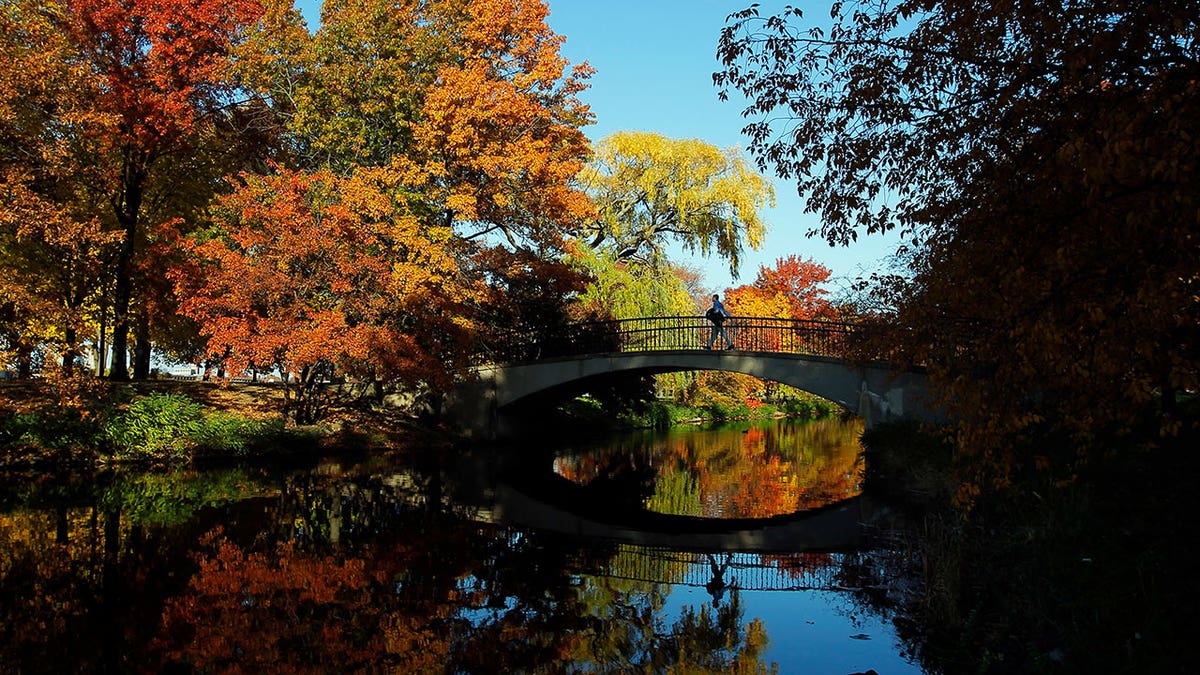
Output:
[
  {"xmin": 1, "ymin": 0, "xmax": 275, "ymax": 379},
  {"xmin": 0, "ymin": 0, "xmax": 118, "ymax": 377},
  {"xmin": 578, "ymin": 131, "xmax": 773, "ymax": 275},
  {"xmin": 573, "ymin": 246, "xmax": 697, "ymax": 321},
  {"xmin": 233, "ymin": 0, "xmax": 597, "ymax": 368},
  {"xmin": 725, "ymin": 255, "xmax": 834, "ymax": 321},
  {"xmin": 717, "ymin": 1, "xmax": 1200, "ymax": 494},
  {"xmin": 180, "ymin": 167, "xmax": 478, "ymax": 423},
  {"xmin": 244, "ymin": 0, "xmax": 594, "ymax": 242}
]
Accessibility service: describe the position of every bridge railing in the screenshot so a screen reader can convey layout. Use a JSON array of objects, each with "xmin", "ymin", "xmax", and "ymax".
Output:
[{"xmin": 486, "ymin": 315, "xmax": 866, "ymax": 363}]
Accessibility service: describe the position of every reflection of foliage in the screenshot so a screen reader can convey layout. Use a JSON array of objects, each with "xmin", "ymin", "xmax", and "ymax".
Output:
[
  {"xmin": 762, "ymin": 552, "xmax": 838, "ymax": 581},
  {"xmin": 566, "ymin": 572, "xmax": 776, "ymax": 673},
  {"xmin": 649, "ymin": 467, "xmax": 704, "ymax": 517},
  {"xmin": 558, "ymin": 418, "xmax": 864, "ymax": 518},
  {"xmin": 158, "ymin": 530, "xmax": 449, "ymax": 673},
  {"xmin": 99, "ymin": 468, "xmax": 271, "ymax": 527},
  {"xmin": 1, "ymin": 446, "xmax": 843, "ymax": 674},
  {"xmin": 659, "ymin": 593, "xmax": 776, "ymax": 674}
]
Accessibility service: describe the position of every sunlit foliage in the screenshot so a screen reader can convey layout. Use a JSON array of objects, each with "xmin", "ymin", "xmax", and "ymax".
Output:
[
  {"xmin": 579, "ymin": 131, "xmax": 773, "ymax": 275},
  {"xmin": 725, "ymin": 254, "xmax": 835, "ymax": 321},
  {"xmin": 180, "ymin": 167, "xmax": 477, "ymax": 423}
]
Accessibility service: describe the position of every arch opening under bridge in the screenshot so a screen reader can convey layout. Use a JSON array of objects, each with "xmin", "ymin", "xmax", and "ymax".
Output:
[{"xmin": 447, "ymin": 316, "xmax": 941, "ymax": 439}]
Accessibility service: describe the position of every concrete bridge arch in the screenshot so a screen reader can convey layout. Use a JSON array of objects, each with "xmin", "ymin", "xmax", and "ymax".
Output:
[{"xmin": 450, "ymin": 349, "xmax": 939, "ymax": 439}]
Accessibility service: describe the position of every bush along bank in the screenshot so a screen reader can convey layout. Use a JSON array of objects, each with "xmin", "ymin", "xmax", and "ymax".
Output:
[{"xmin": 0, "ymin": 388, "xmax": 350, "ymax": 470}]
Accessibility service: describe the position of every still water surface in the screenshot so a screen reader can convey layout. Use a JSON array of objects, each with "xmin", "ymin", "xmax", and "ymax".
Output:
[{"xmin": 0, "ymin": 417, "xmax": 922, "ymax": 673}]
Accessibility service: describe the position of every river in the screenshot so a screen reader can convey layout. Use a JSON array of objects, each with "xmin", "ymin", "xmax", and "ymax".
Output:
[{"xmin": 0, "ymin": 416, "xmax": 924, "ymax": 673}]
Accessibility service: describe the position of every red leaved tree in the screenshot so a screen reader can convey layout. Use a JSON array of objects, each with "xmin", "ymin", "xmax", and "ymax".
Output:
[{"xmin": 64, "ymin": 0, "xmax": 266, "ymax": 380}]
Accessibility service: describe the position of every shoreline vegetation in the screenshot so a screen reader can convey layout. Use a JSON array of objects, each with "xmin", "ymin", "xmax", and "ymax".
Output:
[
  {"xmin": 0, "ymin": 380, "xmax": 840, "ymax": 472},
  {"xmin": 0, "ymin": 380, "xmax": 426, "ymax": 473}
]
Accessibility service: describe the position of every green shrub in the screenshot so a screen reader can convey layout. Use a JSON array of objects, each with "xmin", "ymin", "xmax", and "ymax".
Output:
[
  {"xmin": 104, "ymin": 393, "xmax": 205, "ymax": 460},
  {"xmin": 192, "ymin": 412, "xmax": 255, "ymax": 455},
  {"xmin": 1, "ymin": 408, "xmax": 99, "ymax": 452}
]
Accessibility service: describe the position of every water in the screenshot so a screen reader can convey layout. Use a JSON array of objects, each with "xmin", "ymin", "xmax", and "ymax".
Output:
[{"xmin": 0, "ymin": 417, "xmax": 923, "ymax": 673}]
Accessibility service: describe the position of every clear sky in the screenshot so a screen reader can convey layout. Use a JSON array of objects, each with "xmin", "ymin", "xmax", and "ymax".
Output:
[{"xmin": 293, "ymin": 0, "xmax": 903, "ymax": 294}]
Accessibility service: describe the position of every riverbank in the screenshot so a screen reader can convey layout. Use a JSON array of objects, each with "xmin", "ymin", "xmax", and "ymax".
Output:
[
  {"xmin": 0, "ymin": 380, "xmax": 440, "ymax": 473},
  {"xmin": 1, "ymin": 379, "xmax": 842, "ymax": 471},
  {"xmin": 859, "ymin": 419, "xmax": 1200, "ymax": 673}
]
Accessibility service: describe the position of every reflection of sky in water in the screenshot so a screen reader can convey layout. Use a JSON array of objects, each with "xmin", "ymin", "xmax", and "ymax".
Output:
[
  {"xmin": 665, "ymin": 587, "xmax": 923, "ymax": 674},
  {"xmin": 451, "ymin": 545, "xmax": 921, "ymax": 673}
]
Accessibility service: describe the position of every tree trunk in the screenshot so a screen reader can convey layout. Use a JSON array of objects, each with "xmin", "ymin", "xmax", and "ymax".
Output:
[
  {"xmin": 97, "ymin": 307, "xmax": 107, "ymax": 378},
  {"xmin": 133, "ymin": 306, "xmax": 152, "ymax": 379},
  {"xmin": 108, "ymin": 157, "xmax": 146, "ymax": 381},
  {"xmin": 62, "ymin": 326, "xmax": 78, "ymax": 377},
  {"xmin": 16, "ymin": 344, "xmax": 33, "ymax": 379},
  {"xmin": 108, "ymin": 223, "xmax": 135, "ymax": 381}
]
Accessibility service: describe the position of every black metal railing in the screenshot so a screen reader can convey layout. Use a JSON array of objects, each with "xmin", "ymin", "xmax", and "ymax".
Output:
[{"xmin": 486, "ymin": 316, "xmax": 869, "ymax": 364}]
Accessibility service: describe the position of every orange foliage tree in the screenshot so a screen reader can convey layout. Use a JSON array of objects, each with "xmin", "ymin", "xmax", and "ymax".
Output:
[
  {"xmin": 0, "ymin": 0, "xmax": 117, "ymax": 377},
  {"xmin": 725, "ymin": 255, "xmax": 833, "ymax": 321},
  {"xmin": 179, "ymin": 167, "xmax": 478, "ymax": 423},
  {"xmin": 398, "ymin": 0, "xmax": 596, "ymax": 248},
  {"xmin": 226, "ymin": 0, "xmax": 597, "ymax": 374},
  {"xmin": 58, "ymin": 0, "xmax": 268, "ymax": 380},
  {"xmin": 724, "ymin": 255, "xmax": 834, "ymax": 355}
]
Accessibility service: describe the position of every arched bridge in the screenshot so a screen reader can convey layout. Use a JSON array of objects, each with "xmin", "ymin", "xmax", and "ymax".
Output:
[{"xmin": 450, "ymin": 316, "xmax": 941, "ymax": 438}]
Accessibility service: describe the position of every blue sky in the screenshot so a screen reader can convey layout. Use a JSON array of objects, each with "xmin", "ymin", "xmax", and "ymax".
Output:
[{"xmin": 293, "ymin": 0, "xmax": 902, "ymax": 293}]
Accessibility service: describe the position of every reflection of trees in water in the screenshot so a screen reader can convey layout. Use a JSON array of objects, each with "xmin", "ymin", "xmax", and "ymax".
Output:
[
  {"xmin": 0, "ymin": 454, "xmax": 782, "ymax": 667},
  {"xmin": 0, "ymin": 467, "xmax": 275, "ymax": 672},
  {"xmin": 0, "ymin": 457, "xmax": 786, "ymax": 673},
  {"xmin": 556, "ymin": 417, "xmax": 865, "ymax": 518}
]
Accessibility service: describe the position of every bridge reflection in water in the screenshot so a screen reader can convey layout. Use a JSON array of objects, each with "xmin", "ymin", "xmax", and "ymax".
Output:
[
  {"xmin": 379, "ymin": 452, "xmax": 891, "ymax": 598},
  {"xmin": 565, "ymin": 544, "xmax": 853, "ymax": 594}
]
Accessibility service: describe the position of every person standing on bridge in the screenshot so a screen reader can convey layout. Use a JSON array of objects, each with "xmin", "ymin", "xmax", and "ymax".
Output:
[{"xmin": 705, "ymin": 294, "xmax": 734, "ymax": 350}]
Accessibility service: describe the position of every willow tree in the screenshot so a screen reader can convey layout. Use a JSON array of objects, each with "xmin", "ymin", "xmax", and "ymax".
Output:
[
  {"xmin": 578, "ymin": 132, "xmax": 773, "ymax": 276},
  {"xmin": 717, "ymin": 1, "xmax": 1200, "ymax": 493}
]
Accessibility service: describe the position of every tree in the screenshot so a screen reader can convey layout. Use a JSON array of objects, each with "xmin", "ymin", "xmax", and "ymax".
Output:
[
  {"xmin": 0, "ymin": 0, "xmax": 117, "ymax": 377},
  {"xmin": 179, "ymin": 167, "xmax": 478, "ymax": 424},
  {"xmin": 723, "ymin": 255, "xmax": 834, "ymax": 355},
  {"xmin": 0, "ymin": 180, "xmax": 117, "ymax": 376},
  {"xmin": 717, "ymin": 1, "xmax": 1200, "ymax": 494},
  {"xmin": 725, "ymin": 255, "xmax": 833, "ymax": 321},
  {"xmin": 573, "ymin": 246, "xmax": 698, "ymax": 322},
  {"xmin": 395, "ymin": 0, "xmax": 596, "ymax": 249},
  {"xmin": 578, "ymin": 131, "xmax": 773, "ymax": 275},
  {"xmin": 468, "ymin": 243, "xmax": 604, "ymax": 362},
  {"xmin": 59, "ymin": 0, "xmax": 267, "ymax": 380},
  {"xmin": 234, "ymin": 0, "xmax": 598, "ymax": 371},
  {"xmin": 252, "ymin": 0, "xmax": 595, "ymax": 247}
]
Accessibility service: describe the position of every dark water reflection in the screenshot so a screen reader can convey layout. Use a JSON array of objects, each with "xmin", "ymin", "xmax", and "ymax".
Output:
[{"xmin": 0, "ymin": 418, "xmax": 922, "ymax": 673}]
